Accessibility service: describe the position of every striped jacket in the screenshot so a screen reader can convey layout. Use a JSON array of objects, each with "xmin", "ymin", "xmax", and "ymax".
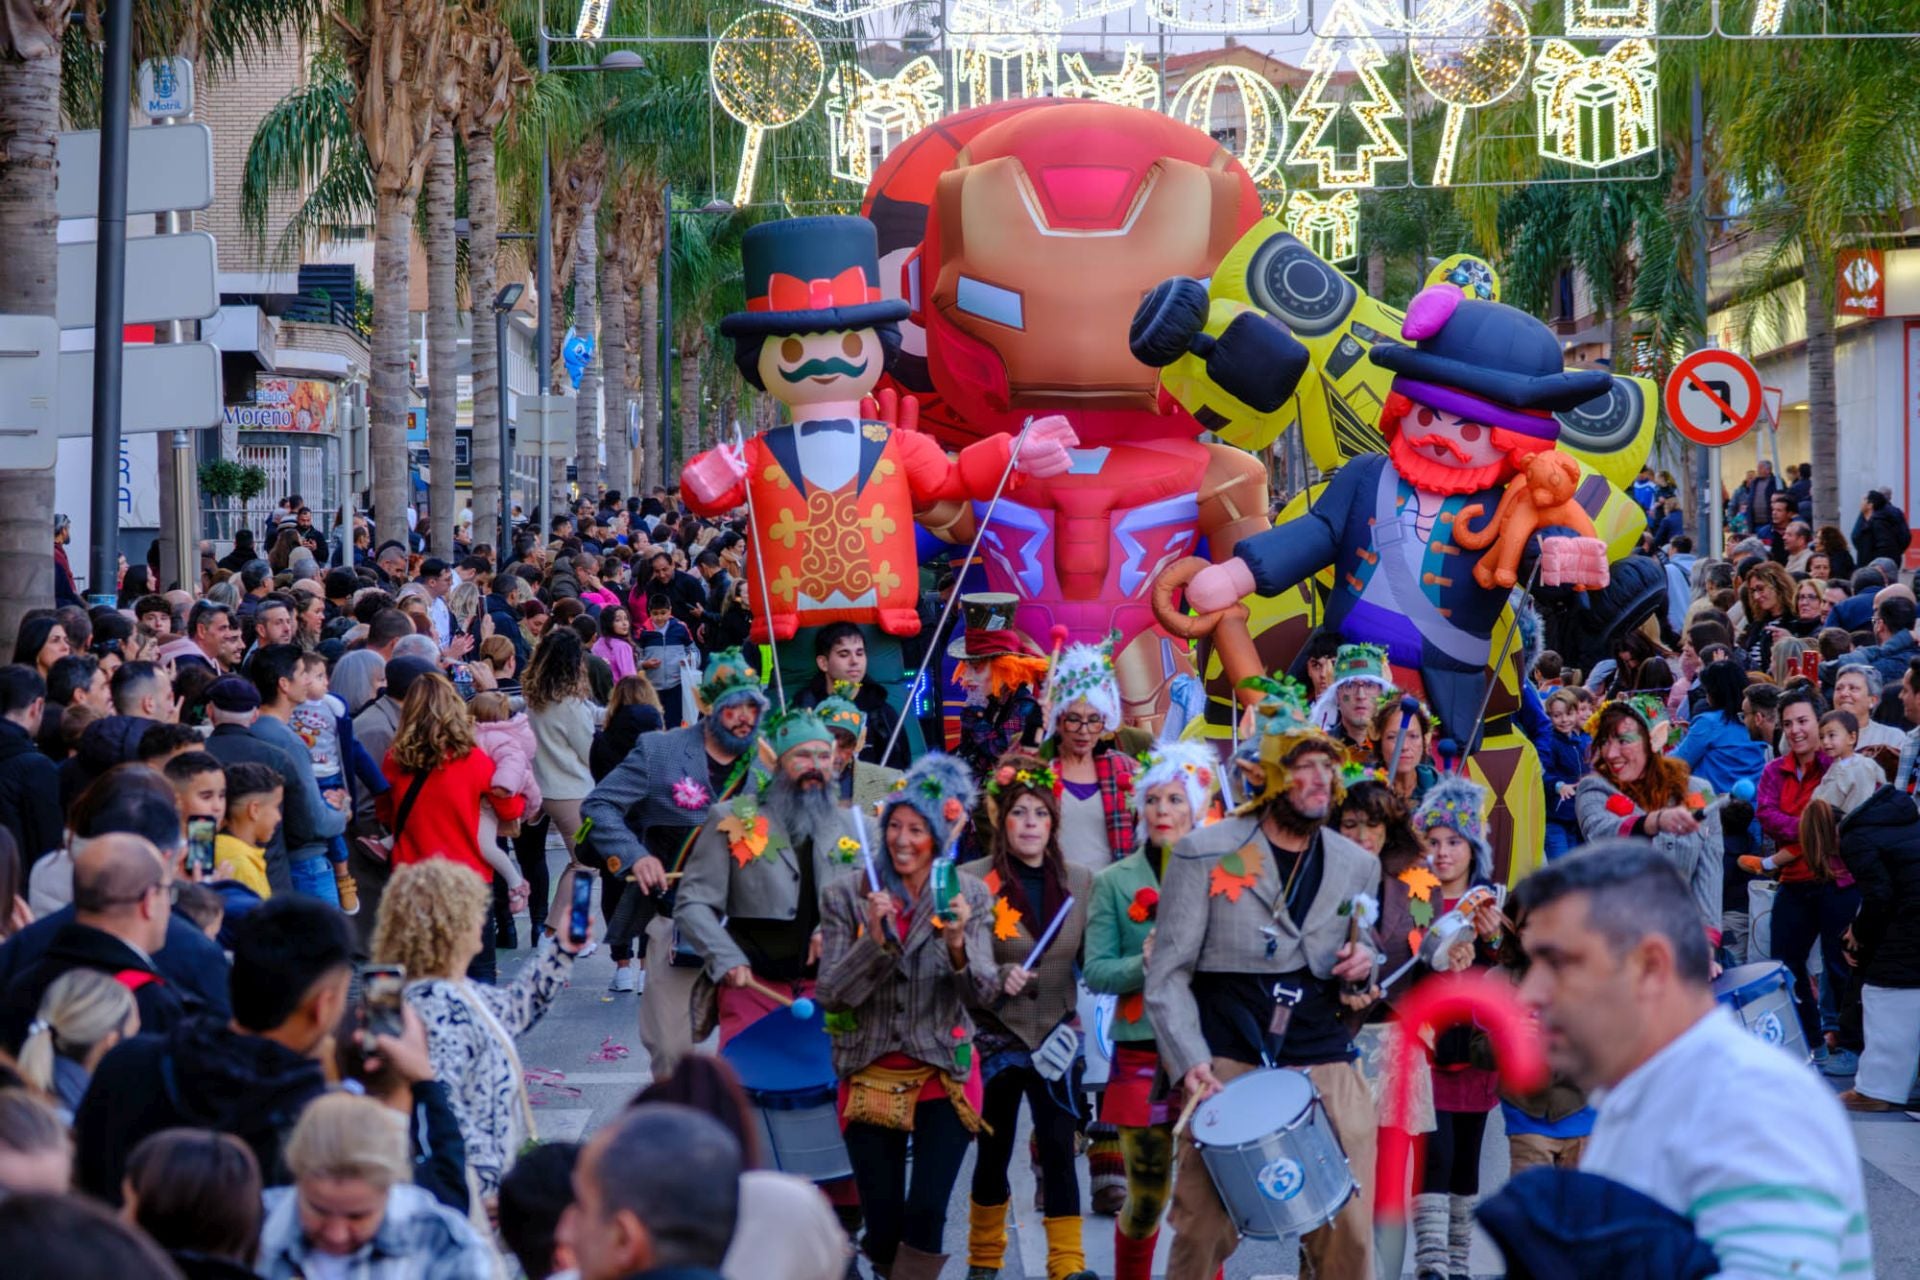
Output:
[{"xmin": 815, "ymin": 871, "xmax": 1002, "ymax": 1080}]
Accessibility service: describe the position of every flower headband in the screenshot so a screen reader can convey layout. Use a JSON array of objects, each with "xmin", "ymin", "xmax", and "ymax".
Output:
[{"xmin": 988, "ymin": 761, "xmax": 1058, "ymax": 796}]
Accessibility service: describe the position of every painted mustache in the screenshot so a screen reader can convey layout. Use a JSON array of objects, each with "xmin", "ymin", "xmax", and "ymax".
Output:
[
  {"xmin": 1402, "ymin": 432, "xmax": 1472, "ymax": 463},
  {"xmin": 778, "ymin": 357, "xmax": 869, "ymax": 382}
]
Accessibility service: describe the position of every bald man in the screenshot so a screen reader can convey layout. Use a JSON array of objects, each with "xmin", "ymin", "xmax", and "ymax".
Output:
[{"xmin": 0, "ymin": 833, "xmax": 191, "ymax": 1050}]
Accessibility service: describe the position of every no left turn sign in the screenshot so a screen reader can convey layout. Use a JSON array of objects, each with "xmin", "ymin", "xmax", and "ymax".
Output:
[{"xmin": 1664, "ymin": 348, "xmax": 1763, "ymax": 447}]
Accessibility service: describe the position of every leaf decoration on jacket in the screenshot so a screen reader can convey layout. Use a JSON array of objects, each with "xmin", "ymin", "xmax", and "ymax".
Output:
[
  {"xmin": 718, "ymin": 810, "xmax": 771, "ymax": 866},
  {"xmin": 1209, "ymin": 844, "xmax": 1262, "ymax": 901},
  {"xmin": 1118, "ymin": 991, "xmax": 1145, "ymax": 1024},
  {"xmin": 992, "ymin": 896, "xmax": 1023, "ymax": 941},
  {"xmin": 1399, "ymin": 865, "xmax": 1440, "ymax": 928},
  {"xmin": 1605, "ymin": 792, "xmax": 1636, "ymax": 817}
]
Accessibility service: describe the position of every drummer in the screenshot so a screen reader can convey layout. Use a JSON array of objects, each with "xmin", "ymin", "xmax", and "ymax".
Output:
[
  {"xmin": 816, "ymin": 753, "xmax": 1000, "ymax": 1280},
  {"xmin": 1146, "ymin": 677, "xmax": 1381, "ymax": 1280},
  {"xmin": 1084, "ymin": 740, "xmax": 1220, "ymax": 1280},
  {"xmin": 960, "ymin": 755, "xmax": 1096, "ymax": 1280}
]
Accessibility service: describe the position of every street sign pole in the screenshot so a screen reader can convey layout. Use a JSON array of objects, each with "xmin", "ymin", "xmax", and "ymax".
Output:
[{"xmin": 87, "ymin": 0, "xmax": 133, "ymax": 607}]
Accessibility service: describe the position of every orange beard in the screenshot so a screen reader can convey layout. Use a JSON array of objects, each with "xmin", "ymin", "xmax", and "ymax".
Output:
[{"xmin": 1388, "ymin": 429, "xmax": 1514, "ymax": 496}]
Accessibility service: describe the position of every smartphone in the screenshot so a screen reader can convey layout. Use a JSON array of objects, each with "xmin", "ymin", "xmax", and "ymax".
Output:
[
  {"xmin": 1801, "ymin": 651, "xmax": 1820, "ymax": 682},
  {"xmin": 569, "ymin": 871, "xmax": 595, "ymax": 946},
  {"xmin": 186, "ymin": 816, "xmax": 217, "ymax": 878},
  {"xmin": 362, "ymin": 963, "xmax": 406, "ymax": 1040}
]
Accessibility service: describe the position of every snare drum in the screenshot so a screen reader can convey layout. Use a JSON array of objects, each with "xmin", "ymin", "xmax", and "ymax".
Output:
[
  {"xmin": 1078, "ymin": 983, "xmax": 1115, "ymax": 1089},
  {"xmin": 1713, "ymin": 961, "xmax": 1809, "ymax": 1063},
  {"xmin": 1190, "ymin": 1068, "xmax": 1356, "ymax": 1241}
]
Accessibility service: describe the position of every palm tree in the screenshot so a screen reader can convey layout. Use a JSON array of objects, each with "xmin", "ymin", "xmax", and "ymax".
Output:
[
  {"xmin": 424, "ymin": 121, "xmax": 460, "ymax": 557},
  {"xmin": 571, "ymin": 198, "xmax": 602, "ymax": 495}
]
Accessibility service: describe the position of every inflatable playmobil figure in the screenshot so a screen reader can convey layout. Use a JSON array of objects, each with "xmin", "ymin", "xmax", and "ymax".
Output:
[
  {"xmin": 681, "ymin": 215, "xmax": 1076, "ymax": 642},
  {"xmin": 1175, "ymin": 286, "xmax": 1614, "ymax": 750},
  {"xmin": 862, "ymin": 102, "xmax": 1305, "ymax": 725}
]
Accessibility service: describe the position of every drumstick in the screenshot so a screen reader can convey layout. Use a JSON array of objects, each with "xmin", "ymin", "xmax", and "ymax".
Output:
[
  {"xmin": 1021, "ymin": 894, "xmax": 1076, "ymax": 969},
  {"xmin": 744, "ymin": 977, "xmax": 794, "ymax": 1007},
  {"xmin": 1171, "ymin": 1088, "xmax": 1205, "ymax": 1139}
]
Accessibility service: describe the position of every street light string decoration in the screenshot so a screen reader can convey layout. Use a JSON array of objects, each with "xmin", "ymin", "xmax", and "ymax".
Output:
[
  {"xmin": 1058, "ymin": 43, "xmax": 1162, "ymax": 111},
  {"xmin": 1531, "ymin": 37, "xmax": 1657, "ymax": 170},
  {"xmin": 1285, "ymin": 190, "xmax": 1359, "ymax": 263},
  {"xmin": 1404, "ymin": 0, "xmax": 1532, "ymax": 186},
  {"xmin": 1168, "ymin": 63, "xmax": 1290, "ymax": 185},
  {"xmin": 1286, "ymin": 0, "xmax": 1406, "ymax": 188},
  {"xmin": 1146, "ymin": 0, "xmax": 1299, "ymax": 31},
  {"xmin": 711, "ymin": 9, "xmax": 826, "ymax": 207},
  {"xmin": 826, "ymin": 55, "xmax": 946, "ymax": 185},
  {"xmin": 1564, "ymin": 0, "xmax": 1658, "ymax": 37}
]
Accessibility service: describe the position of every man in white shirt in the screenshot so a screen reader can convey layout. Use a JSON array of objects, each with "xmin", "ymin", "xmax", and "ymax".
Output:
[
  {"xmin": 418, "ymin": 557, "xmax": 454, "ymax": 647},
  {"xmin": 1515, "ymin": 839, "xmax": 1873, "ymax": 1280}
]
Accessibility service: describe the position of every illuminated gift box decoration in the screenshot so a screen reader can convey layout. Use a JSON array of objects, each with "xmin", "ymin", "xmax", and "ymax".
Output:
[
  {"xmin": 1146, "ymin": 0, "xmax": 1300, "ymax": 31},
  {"xmin": 1057, "ymin": 43, "xmax": 1161, "ymax": 111},
  {"xmin": 950, "ymin": 0, "xmax": 1063, "ymax": 107},
  {"xmin": 1532, "ymin": 38, "xmax": 1656, "ymax": 170},
  {"xmin": 1564, "ymin": 0, "xmax": 1657, "ymax": 37},
  {"xmin": 1285, "ymin": 190, "xmax": 1359, "ymax": 263},
  {"xmin": 826, "ymin": 56, "xmax": 946, "ymax": 184}
]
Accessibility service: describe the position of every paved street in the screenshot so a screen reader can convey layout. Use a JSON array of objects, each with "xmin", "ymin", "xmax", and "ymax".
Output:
[{"xmin": 504, "ymin": 865, "xmax": 1920, "ymax": 1278}]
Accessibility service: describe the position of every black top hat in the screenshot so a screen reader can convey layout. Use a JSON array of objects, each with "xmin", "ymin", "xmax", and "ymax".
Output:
[
  {"xmin": 718, "ymin": 216, "xmax": 909, "ymax": 339},
  {"xmin": 1370, "ymin": 287, "xmax": 1614, "ymax": 420},
  {"xmin": 947, "ymin": 593, "xmax": 1041, "ymax": 661}
]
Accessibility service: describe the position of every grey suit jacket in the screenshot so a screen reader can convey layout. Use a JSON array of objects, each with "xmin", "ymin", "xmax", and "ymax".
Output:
[
  {"xmin": 957, "ymin": 857, "xmax": 1092, "ymax": 1051},
  {"xmin": 1145, "ymin": 813, "xmax": 1380, "ymax": 1080},
  {"xmin": 580, "ymin": 722, "xmax": 744, "ymax": 870},
  {"xmin": 674, "ymin": 797, "xmax": 864, "ymax": 981}
]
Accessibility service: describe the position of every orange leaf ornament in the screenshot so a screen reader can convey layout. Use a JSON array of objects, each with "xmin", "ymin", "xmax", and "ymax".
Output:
[
  {"xmin": 720, "ymin": 812, "xmax": 771, "ymax": 866},
  {"xmin": 992, "ymin": 896, "xmax": 1023, "ymax": 941},
  {"xmin": 1209, "ymin": 845, "xmax": 1262, "ymax": 901},
  {"xmin": 1397, "ymin": 866, "xmax": 1440, "ymax": 899},
  {"xmin": 1118, "ymin": 991, "xmax": 1146, "ymax": 1024}
]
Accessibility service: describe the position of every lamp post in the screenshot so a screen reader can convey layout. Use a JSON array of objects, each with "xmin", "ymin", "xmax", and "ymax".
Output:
[{"xmin": 492, "ymin": 282, "xmax": 525, "ymax": 557}]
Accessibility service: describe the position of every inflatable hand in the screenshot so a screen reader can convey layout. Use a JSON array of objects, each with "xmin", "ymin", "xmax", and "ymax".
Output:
[
  {"xmin": 1132, "ymin": 278, "xmax": 1310, "ymax": 415},
  {"xmin": 1538, "ymin": 535, "xmax": 1611, "ymax": 590},
  {"xmin": 1187, "ymin": 557, "xmax": 1257, "ymax": 613},
  {"xmin": 1015, "ymin": 414, "xmax": 1078, "ymax": 479},
  {"xmin": 683, "ymin": 441, "xmax": 747, "ymax": 508}
]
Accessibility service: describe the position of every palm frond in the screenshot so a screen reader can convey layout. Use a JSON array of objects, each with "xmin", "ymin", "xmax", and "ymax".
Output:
[{"xmin": 242, "ymin": 49, "xmax": 365, "ymax": 252}]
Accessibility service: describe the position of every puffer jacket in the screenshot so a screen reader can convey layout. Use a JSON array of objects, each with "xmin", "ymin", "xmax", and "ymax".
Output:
[
  {"xmin": 1841, "ymin": 786, "xmax": 1920, "ymax": 988},
  {"xmin": 473, "ymin": 713, "xmax": 542, "ymax": 811}
]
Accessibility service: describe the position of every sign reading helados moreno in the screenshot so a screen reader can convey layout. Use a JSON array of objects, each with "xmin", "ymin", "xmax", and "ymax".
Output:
[{"xmin": 224, "ymin": 377, "xmax": 337, "ymax": 432}]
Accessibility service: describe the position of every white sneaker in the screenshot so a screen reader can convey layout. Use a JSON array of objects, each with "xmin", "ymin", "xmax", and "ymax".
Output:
[{"xmin": 610, "ymin": 966, "xmax": 637, "ymax": 993}]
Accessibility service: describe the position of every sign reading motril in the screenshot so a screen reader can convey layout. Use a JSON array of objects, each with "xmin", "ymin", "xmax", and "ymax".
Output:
[{"xmin": 1837, "ymin": 248, "xmax": 1885, "ymax": 317}]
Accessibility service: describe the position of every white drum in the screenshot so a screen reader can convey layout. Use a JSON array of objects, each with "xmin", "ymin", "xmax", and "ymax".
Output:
[
  {"xmin": 1078, "ymin": 983, "xmax": 1116, "ymax": 1089},
  {"xmin": 1191, "ymin": 1068, "xmax": 1356, "ymax": 1241},
  {"xmin": 1713, "ymin": 960, "xmax": 1810, "ymax": 1064}
]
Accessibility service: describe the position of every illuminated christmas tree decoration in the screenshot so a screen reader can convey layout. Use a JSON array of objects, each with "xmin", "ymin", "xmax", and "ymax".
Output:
[
  {"xmin": 1147, "ymin": 0, "xmax": 1299, "ymax": 32},
  {"xmin": 1564, "ymin": 0, "xmax": 1657, "ymax": 36},
  {"xmin": 1058, "ymin": 43, "xmax": 1162, "ymax": 111},
  {"xmin": 1532, "ymin": 37, "xmax": 1657, "ymax": 170},
  {"xmin": 763, "ymin": 0, "xmax": 913, "ymax": 20},
  {"xmin": 574, "ymin": 0, "xmax": 611, "ymax": 40},
  {"xmin": 1287, "ymin": 0, "xmax": 1405, "ymax": 189},
  {"xmin": 1285, "ymin": 190, "xmax": 1359, "ymax": 263},
  {"xmin": 1749, "ymin": 0, "xmax": 1787, "ymax": 33},
  {"xmin": 825, "ymin": 56, "xmax": 946, "ymax": 185},
  {"xmin": 1407, "ymin": 0, "xmax": 1531, "ymax": 186},
  {"xmin": 950, "ymin": 0, "xmax": 1064, "ymax": 107},
  {"xmin": 1168, "ymin": 64, "xmax": 1289, "ymax": 183},
  {"xmin": 711, "ymin": 10, "xmax": 826, "ymax": 207}
]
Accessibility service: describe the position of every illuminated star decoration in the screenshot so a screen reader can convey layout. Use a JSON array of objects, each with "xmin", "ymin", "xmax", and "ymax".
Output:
[
  {"xmin": 826, "ymin": 55, "xmax": 945, "ymax": 185},
  {"xmin": 949, "ymin": 0, "xmax": 1063, "ymax": 107},
  {"xmin": 1146, "ymin": 0, "xmax": 1300, "ymax": 31},
  {"xmin": 1057, "ymin": 43, "xmax": 1161, "ymax": 111},
  {"xmin": 1285, "ymin": 190, "xmax": 1359, "ymax": 264},
  {"xmin": 1287, "ymin": 0, "xmax": 1406, "ymax": 189},
  {"xmin": 1169, "ymin": 63, "xmax": 1290, "ymax": 185},
  {"xmin": 1405, "ymin": 0, "xmax": 1532, "ymax": 186},
  {"xmin": 710, "ymin": 10, "xmax": 826, "ymax": 207},
  {"xmin": 574, "ymin": 0, "xmax": 610, "ymax": 40},
  {"xmin": 1564, "ymin": 0, "xmax": 1658, "ymax": 37},
  {"xmin": 1532, "ymin": 38, "xmax": 1658, "ymax": 170}
]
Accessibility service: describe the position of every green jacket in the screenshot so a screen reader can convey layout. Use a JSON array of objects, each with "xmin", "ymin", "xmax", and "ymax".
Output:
[{"xmin": 1084, "ymin": 848, "xmax": 1162, "ymax": 1044}]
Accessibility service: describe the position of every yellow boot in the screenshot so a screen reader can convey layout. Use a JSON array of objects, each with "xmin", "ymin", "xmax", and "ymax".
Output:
[
  {"xmin": 967, "ymin": 1198, "xmax": 1009, "ymax": 1277},
  {"xmin": 1042, "ymin": 1214, "xmax": 1096, "ymax": 1280}
]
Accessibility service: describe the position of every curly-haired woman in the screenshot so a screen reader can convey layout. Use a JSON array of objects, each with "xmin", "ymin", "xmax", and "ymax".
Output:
[{"xmin": 371, "ymin": 858, "xmax": 584, "ymax": 1206}]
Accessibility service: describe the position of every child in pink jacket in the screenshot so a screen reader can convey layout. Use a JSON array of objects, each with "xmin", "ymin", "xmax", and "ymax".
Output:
[{"xmin": 471, "ymin": 693, "xmax": 541, "ymax": 906}]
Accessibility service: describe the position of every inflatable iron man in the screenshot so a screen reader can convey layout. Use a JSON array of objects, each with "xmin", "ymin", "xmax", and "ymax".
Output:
[{"xmin": 864, "ymin": 101, "xmax": 1305, "ymax": 727}]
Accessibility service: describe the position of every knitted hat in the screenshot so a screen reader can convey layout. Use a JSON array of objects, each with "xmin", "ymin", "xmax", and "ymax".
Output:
[
  {"xmin": 1231, "ymin": 674, "xmax": 1344, "ymax": 815},
  {"xmin": 1309, "ymin": 642, "xmax": 1394, "ymax": 733},
  {"xmin": 879, "ymin": 752, "xmax": 977, "ymax": 850},
  {"xmin": 1133, "ymin": 738, "xmax": 1221, "ymax": 843},
  {"xmin": 698, "ymin": 647, "xmax": 770, "ymax": 714},
  {"xmin": 815, "ymin": 695, "xmax": 865, "ymax": 743},
  {"xmin": 1046, "ymin": 633, "xmax": 1122, "ymax": 738},
  {"xmin": 1411, "ymin": 775, "xmax": 1493, "ymax": 880},
  {"xmin": 766, "ymin": 708, "xmax": 833, "ymax": 756}
]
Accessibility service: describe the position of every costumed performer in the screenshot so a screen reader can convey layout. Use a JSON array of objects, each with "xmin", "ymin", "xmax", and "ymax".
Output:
[
  {"xmin": 1311, "ymin": 643, "xmax": 1394, "ymax": 767},
  {"xmin": 950, "ymin": 592, "xmax": 1050, "ymax": 777},
  {"xmin": 817, "ymin": 693, "xmax": 903, "ymax": 810}
]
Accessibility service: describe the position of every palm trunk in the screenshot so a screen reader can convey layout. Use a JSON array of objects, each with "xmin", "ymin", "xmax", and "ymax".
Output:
[
  {"xmin": 371, "ymin": 193, "xmax": 414, "ymax": 553},
  {"xmin": 678, "ymin": 333, "xmax": 703, "ymax": 464},
  {"xmin": 1609, "ymin": 280, "xmax": 1635, "ymax": 373},
  {"xmin": 1366, "ymin": 249, "xmax": 1385, "ymax": 300},
  {"xmin": 601, "ymin": 237, "xmax": 632, "ymax": 499},
  {"xmin": 425, "ymin": 125, "xmax": 458, "ymax": 557},
  {"xmin": 640, "ymin": 274, "xmax": 662, "ymax": 492},
  {"xmin": 0, "ymin": 31, "xmax": 64, "ymax": 651},
  {"xmin": 1804, "ymin": 254, "xmax": 1838, "ymax": 527},
  {"xmin": 466, "ymin": 125, "xmax": 502, "ymax": 554},
  {"xmin": 572, "ymin": 204, "xmax": 602, "ymax": 497}
]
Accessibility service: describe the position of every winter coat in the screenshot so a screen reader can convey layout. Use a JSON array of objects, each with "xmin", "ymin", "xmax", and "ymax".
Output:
[
  {"xmin": 1852, "ymin": 505, "xmax": 1913, "ymax": 568},
  {"xmin": 592, "ymin": 633, "xmax": 641, "ymax": 682},
  {"xmin": 1840, "ymin": 786, "xmax": 1920, "ymax": 988},
  {"xmin": 73, "ymin": 1015, "xmax": 328, "ymax": 1202},
  {"xmin": 0, "ymin": 719, "xmax": 63, "ymax": 868},
  {"xmin": 56, "ymin": 714, "xmax": 157, "ymax": 812},
  {"xmin": 0, "ymin": 921, "xmax": 201, "ymax": 1051},
  {"xmin": 590, "ymin": 702, "xmax": 664, "ymax": 783},
  {"xmin": 1576, "ymin": 773, "xmax": 1723, "ymax": 936},
  {"xmin": 474, "ymin": 713, "xmax": 543, "ymax": 812},
  {"xmin": 0, "ymin": 906, "xmax": 229, "ymax": 1021},
  {"xmin": 1672, "ymin": 711, "xmax": 1770, "ymax": 795},
  {"xmin": 1535, "ymin": 727, "xmax": 1591, "ymax": 829}
]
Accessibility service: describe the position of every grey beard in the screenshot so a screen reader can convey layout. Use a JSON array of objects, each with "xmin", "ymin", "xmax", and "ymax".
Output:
[{"xmin": 763, "ymin": 772, "xmax": 844, "ymax": 850}]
